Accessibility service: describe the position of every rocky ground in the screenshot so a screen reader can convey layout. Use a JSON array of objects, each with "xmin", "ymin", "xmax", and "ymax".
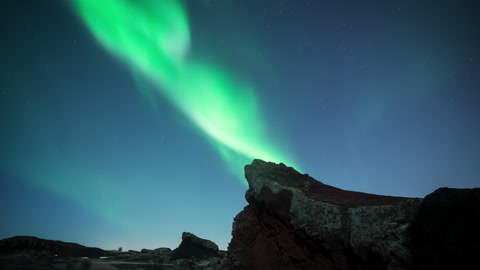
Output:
[
  {"xmin": 0, "ymin": 234, "xmax": 226, "ymax": 270},
  {"xmin": 1, "ymin": 159, "xmax": 479, "ymax": 269}
]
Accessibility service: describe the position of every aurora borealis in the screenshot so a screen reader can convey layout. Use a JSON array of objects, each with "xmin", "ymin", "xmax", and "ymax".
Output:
[
  {"xmin": 1, "ymin": 0, "xmax": 479, "ymax": 251},
  {"xmin": 71, "ymin": 0, "xmax": 297, "ymax": 181}
]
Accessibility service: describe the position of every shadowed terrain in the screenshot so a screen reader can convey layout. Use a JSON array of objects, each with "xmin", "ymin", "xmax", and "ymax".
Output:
[{"xmin": 1, "ymin": 160, "xmax": 479, "ymax": 269}]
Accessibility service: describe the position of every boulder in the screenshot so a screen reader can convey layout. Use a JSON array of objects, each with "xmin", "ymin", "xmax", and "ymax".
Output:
[{"xmin": 171, "ymin": 232, "xmax": 219, "ymax": 261}]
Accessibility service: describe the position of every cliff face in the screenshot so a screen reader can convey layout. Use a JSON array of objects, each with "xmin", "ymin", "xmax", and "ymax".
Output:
[
  {"xmin": 226, "ymin": 160, "xmax": 422, "ymax": 270},
  {"xmin": 225, "ymin": 160, "xmax": 480, "ymax": 270}
]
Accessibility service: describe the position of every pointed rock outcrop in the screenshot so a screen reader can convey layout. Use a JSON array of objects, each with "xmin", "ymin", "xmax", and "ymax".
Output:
[{"xmin": 224, "ymin": 159, "xmax": 480, "ymax": 269}]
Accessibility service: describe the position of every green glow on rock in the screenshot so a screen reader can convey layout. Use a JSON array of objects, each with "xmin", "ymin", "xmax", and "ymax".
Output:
[{"xmin": 72, "ymin": 0, "xmax": 297, "ymax": 182}]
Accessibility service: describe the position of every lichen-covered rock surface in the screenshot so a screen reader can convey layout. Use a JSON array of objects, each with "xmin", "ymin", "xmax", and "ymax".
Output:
[{"xmin": 225, "ymin": 159, "xmax": 423, "ymax": 270}]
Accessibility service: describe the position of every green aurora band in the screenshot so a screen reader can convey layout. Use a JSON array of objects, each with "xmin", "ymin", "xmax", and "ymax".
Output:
[{"xmin": 72, "ymin": 0, "xmax": 297, "ymax": 183}]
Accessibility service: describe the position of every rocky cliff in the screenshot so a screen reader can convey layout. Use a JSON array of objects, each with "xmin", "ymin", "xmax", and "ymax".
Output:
[{"xmin": 224, "ymin": 159, "xmax": 479, "ymax": 270}]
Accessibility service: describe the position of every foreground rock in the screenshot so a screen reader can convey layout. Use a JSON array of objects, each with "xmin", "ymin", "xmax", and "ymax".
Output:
[
  {"xmin": 171, "ymin": 232, "xmax": 226, "ymax": 269},
  {"xmin": 408, "ymin": 187, "xmax": 480, "ymax": 269},
  {"xmin": 224, "ymin": 159, "xmax": 480, "ymax": 269},
  {"xmin": 171, "ymin": 232, "xmax": 219, "ymax": 261}
]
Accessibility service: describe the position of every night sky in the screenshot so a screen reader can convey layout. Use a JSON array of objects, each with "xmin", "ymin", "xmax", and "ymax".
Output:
[{"xmin": 1, "ymin": 0, "xmax": 479, "ymax": 251}]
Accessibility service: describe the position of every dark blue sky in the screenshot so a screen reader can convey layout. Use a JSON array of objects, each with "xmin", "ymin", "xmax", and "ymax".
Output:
[{"xmin": 1, "ymin": 0, "xmax": 479, "ymax": 251}]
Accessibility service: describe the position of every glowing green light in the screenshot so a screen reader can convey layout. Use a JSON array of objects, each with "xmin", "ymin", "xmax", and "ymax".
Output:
[{"xmin": 72, "ymin": 0, "xmax": 297, "ymax": 183}]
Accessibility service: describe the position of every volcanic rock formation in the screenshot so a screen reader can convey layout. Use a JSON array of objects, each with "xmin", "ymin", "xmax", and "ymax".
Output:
[{"xmin": 223, "ymin": 159, "xmax": 480, "ymax": 270}]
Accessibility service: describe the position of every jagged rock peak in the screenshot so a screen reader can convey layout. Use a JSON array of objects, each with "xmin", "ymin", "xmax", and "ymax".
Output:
[
  {"xmin": 245, "ymin": 159, "xmax": 413, "ymax": 208},
  {"xmin": 245, "ymin": 159, "xmax": 317, "ymax": 193}
]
